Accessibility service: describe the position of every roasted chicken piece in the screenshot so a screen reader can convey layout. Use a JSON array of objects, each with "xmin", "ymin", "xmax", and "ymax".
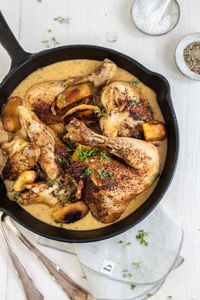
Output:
[
  {"xmin": 18, "ymin": 106, "xmax": 70, "ymax": 179},
  {"xmin": 1, "ymin": 138, "xmax": 40, "ymax": 180},
  {"xmin": 65, "ymin": 119, "xmax": 160, "ymax": 223},
  {"xmin": 24, "ymin": 59, "xmax": 117, "ymax": 123},
  {"xmin": 99, "ymin": 81, "xmax": 153, "ymax": 138}
]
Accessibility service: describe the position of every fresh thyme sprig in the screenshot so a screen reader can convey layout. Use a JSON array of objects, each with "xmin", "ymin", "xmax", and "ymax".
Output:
[{"xmin": 136, "ymin": 230, "xmax": 149, "ymax": 246}]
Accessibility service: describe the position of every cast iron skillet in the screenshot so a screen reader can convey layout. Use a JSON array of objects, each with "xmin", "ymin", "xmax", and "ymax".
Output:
[{"xmin": 0, "ymin": 11, "xmax": 179, "ymax": 242}]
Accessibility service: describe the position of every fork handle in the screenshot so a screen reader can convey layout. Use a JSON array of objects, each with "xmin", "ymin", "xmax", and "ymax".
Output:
[
  {"xmin": 4, "ymin": 215, "xmax": 90, "ymax": 300},
  {"xmin": 0, "ymin": 221, "xmax": 44, "ymax": 300}
]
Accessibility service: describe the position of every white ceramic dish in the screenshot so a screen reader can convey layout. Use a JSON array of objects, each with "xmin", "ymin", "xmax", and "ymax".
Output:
[{"xmin": 175, "ymin": 32, "xmax": 200, "ymax": 80}]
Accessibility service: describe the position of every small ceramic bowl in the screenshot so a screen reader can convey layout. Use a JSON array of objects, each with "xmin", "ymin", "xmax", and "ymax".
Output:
[
  {"xmin": 175, "ymin": 32, "xmax": 200, "ymax": 80},
  {"xmin": 131, "ymin": 0, "xmax": 180, "ymax": 36}
]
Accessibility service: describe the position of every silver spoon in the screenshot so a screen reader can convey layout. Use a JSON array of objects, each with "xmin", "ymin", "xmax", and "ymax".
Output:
[
  {"xmin": 3, "ymin": 214, "xmax": 90, "ymax": 300},
  {"xmin": 0, "ymin": 211, "xmax": 44, "ymax": 300}
]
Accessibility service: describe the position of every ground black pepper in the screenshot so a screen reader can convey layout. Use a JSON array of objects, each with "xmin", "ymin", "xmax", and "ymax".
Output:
[{"xmin": 184, "ymin": 41, "xmax": 200, "ymax": 74}]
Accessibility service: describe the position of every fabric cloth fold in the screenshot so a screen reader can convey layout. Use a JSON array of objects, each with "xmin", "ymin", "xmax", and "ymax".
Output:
[{"xmin": 38, "ymin": 206, "xmax": 184, "ymax": 299}]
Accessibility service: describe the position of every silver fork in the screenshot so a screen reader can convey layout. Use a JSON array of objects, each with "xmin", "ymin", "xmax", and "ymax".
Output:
[
  {"xmin": 3, "ymin": 213, "xmax": 91, "ymax": 300},
  {"xmin": 0, "ymin": 211, "xmax": 44, "ymax": 300}
]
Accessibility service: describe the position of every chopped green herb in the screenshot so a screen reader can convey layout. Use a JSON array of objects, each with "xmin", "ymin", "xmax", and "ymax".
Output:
[
  {"xmin": 133, "ymin": 98, "xmax": 140, "ymax": 104},
  {"xmin": 130, "ymin": 284, "xmax": 136, "ymax": 291},
  {"xmin": 122, "ymin": 269, "xmax": 128, "ymax": 273},
  {"xmin": 60, "ymin": 223, "xmax": 64, "ymax": 228},
  {"xmin": 147, "ymin": 293, "xmax": 153, "ymax": 297},
  {"xmin": 100, "ymin": 152, "xmax": 112, "ymax": 162},
  {"xmin": 80, "ymin": 168, "xmax": 94, "ymax": 178},
  {"xmin": 110, "ymin": 177, "xmax": 115, "ymax": 182},
  {"xmin": 47, "ymin": 178, "xmax": 58, "ymax": 185},
  {"xmin": 107, "ymin": 171, "xmax": 113, "ymax": 176},
  {"xmin": 65, "ymin": 83, "xmax": 69, "ymax": 88},
  {"xmin": 58, "ymin": 156, "xmax": 70, "ymax": 166},
  {"xmin": 54, "ymin": 16, "xmax": 71, "ymax": 24},
  {"xmin": 28, "ymin": 145, "xmax": 32, "ymax": 150},
  {"xmin": 41, "ymin": 36, "xmax": 59, "ymax": 48},
  {"xmin": 168, "ymin": 297, "xmax": 172, "ymax": 299},
  {"xmin": 132, "ymin": 261, "xmax": 142, "ymax": 269},
  {"xmin": 55, "ymin": 189, "xmax": 68, "ymax": 201},
  {"xmin": 94, "ymin": 109, "xmax": 108, "ymax": 119},
  {"xmin": 54, "ymin": 220, "xmax": 60, "ymax": 223},
  {"xmin": 37, "ymin": 0, "xmax": 42, "ymax": 2},
  {"xmin": 141, "ymin": 116, "xmax": 146, "ymax": 121},
  {"xmin": 11, "ymin": 193, "xmax": 20, "ymax": 200},
  {"xmin": 47, "ymin": 29, "xmax": 52, "ymax": 33},
  {"xmin": 117, "ymin": 126, "xmax": 120, "ymax": 132},
  {"xmin": 118, "ymin": 240, "xmax": 132, "ymax": 248},
  {"xmin": 136, "ymin": 230, "xmax": 149, "ymax": 246},
  {"xmin": 128, "ymin": 272, "xmax": 133, "ymax": 277},
  {"xmin": 78, "ymin": 146, "xmax": 99, "ymax": 162},
  {"xmin": 65, "ymin": 143, "xmax": 75, "ymax": 152},
  {"xmin": 129, "ymin": 78, "xmax": 140, "ymax": 85}
]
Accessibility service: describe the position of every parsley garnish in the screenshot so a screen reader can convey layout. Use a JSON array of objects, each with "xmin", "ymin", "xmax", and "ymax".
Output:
[
  {"xmin": 60, "ymin": 223, "xmax": 64, "ymax": 228},
  {"xmin": 47, "ymin": 29, "xmax": 52, "ymax": 33},
  {"xmin": 11, "ymin": 194, "xmax": 20, "ymax": 200},
  {"xmin": 54, "ymin": 17, "xmax": 71, "ymax": 24},
  {"xmin": 136, "ymin": 230, "xmax": 149, "ymax": 246},
  {"xmin": 117, "ymin": 126, "xmax": 120, "ymax": 132},
  {"xmin": 130, "ymin": 284, "xmax": 136, "ymax": 291},
  {"xmin": 58, "ymin": 156, "xmax": 70, "ymax": 166},
  {"xmin": 100, "ymin": 152, "xmax": 112, "ymax": 162},
  {"xmin": 80, "ymin": 168, "xmax": 94, "ymax": 178},
  {"xmin": 110, "ymin": 177, "xmax": 115, "ymax": 182},
  {"xmin": 48, "ymin": 178, "xmax": 58, "ymax": 185},
  {"xmin": 168, "ymin": 297, "xmax": 172, "ymax": 299},
  {"xmin": 78, "ymin": 146, "xmax": 99, "ymax": 162},
  {"xmin": 55, "ymin": 189, "xmax": 68, "ymax": 201},
  {"xmin": 41, "ymin": 36, "xmax": 60, "ymax": 48},
  {"xmin": 65, "ymin": 83, "xmax": 69, "ymax": 88},
  {"xmin": 147, "ymin": 293, "xmax": 153, "ymax": 297},
  {"xmin": 118, "ymin": 240, "xmax": 132, "ymax": 248},
  {"xmin": 129, "ymin": 78, "xmax": 140, "ymax": 85},
  {"xmin": 141, "ymin": 116, "xmax": 146, "ymax": 121},
  {"xmin": 132, "ymin": 261, "xmax": 142, "ymax": 269},
  {"xmin": 133, "ymin": 98, "xmax": 140, "ymax": 103},
  {"xmin": 94, "ymin": 109, "xmax": 108, "ymax": 119},
  {"xmin": 37, "ymin": 0, "xmax": 42, "ymax": 2},
  {"xmin": 96, "ymin": 167, "xmax": 114, "ymax": 180}
]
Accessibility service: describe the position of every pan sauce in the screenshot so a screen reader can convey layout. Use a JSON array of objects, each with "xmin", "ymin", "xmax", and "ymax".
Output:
[{"xmin": 1, "ymin": 59, "xmax": 167, "ymax": 230}]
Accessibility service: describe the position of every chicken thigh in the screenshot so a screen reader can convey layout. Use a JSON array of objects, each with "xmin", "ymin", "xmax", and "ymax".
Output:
[{"xmin": 65, "ymin": 119, "xmax": 160, "ymax": 223}]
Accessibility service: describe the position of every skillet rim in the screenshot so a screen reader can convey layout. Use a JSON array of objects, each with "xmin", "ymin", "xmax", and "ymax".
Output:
[{"xmin": 0, "ymin": 44, "xmax": 179, "ymax": 242}]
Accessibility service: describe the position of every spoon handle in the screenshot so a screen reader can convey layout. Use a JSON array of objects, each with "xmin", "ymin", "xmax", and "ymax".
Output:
[
  {"xmin": 4, "ymin": 215, "xmax": 90, "ymax": 300},
  {"xmin": 0, "ymin": 214, "xmax": 44, "ymax": 300}
]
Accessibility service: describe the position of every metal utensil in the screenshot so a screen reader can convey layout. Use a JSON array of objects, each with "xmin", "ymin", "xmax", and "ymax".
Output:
[
  {"xmin": 3, "ymin": 214, "xmax": 90, "ymax": 300},
  {"xmin": 0, "ymin": 211, "xmax": 44, "ymax": 300}
]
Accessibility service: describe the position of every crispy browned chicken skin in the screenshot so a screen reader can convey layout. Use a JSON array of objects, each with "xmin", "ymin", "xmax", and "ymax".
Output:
[
  {"xmin": 65, "ymin": 119, "xmax": 160, "ymax": 223},
  {"xmin": 100, "ymin": 81, "xmax": 153, "ymax": 138}
]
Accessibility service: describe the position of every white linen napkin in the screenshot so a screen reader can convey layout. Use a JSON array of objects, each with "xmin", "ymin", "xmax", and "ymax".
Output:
[{"xmin": 38, "ymin": 206, "xmax": 184, "ymax": 299}]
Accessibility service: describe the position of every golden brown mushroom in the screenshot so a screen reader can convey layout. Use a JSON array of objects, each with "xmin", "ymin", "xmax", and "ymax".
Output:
[
  {"xmin": 63, "ymin": 104, "xmax": 101, "ymax": 125},
  {"xmin": 2, "ymin": 97, "xmax": 22, "ymax": 132},
  {"xmin": 51, "ymin": 201, "xmax": 89, "ymax": 223}
]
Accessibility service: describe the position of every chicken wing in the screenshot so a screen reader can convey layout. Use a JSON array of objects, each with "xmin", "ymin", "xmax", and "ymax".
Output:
[
  {"xmin": 65, "ymin": 119, "xmax": 160, "ymax": 223},
  {"xmin": 100, "ymin": 81, "xmax": 153, "ymax": 138},
  {"xmin": 1, "ymin": 138, "xmax": 40, "ymax": 180},
  {"xmin": 18, "ymin": 106, "xmax": 70, "ymax": 180}
]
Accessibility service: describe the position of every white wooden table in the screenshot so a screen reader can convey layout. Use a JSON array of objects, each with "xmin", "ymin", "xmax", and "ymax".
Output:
[{"xmin": 0, "ymin": 0, "xmax": 200, "ymax": 299}]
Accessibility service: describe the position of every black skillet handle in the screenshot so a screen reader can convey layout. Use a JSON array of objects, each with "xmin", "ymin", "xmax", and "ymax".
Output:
[{"xmin": 0, "ymin": 11, "xmax": 31, "ymax": 70}]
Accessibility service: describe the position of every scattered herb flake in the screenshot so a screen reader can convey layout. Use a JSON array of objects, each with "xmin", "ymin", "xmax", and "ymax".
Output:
[
  {"xmin": 133, "ymin": 98, "xmax": 140, "ymax": 103},
  {"xmin": 65, "ymin": 83, "xmax": 69, "ymax": 88},
  {"xmin": 110, "ymin": 177, "xmax": 115, "ymax": 182},
  {"xmin": 80, "ymin": 168, "xmax": 94, "ymax": 178},
  {"xmin": 48, "ymin": 29, "xmax": 52, "ymax": 33},
  {"xmin": 141, "ymin": 116, "xmax": 146, "ymax": 121},
  {"xmin": 118, "ymin": 241, "xmax": 123, "ymax": 244},
  {"xmin": 118, "ymin": 240, "xmax": 132, "ymax": 248},
  {"xmin": 58, "ymin": 156, "xmax": 70, "ymax": 166},
  {"xmin": 37, "ymin": 0, "xmax": 42, "ymax": 2},
  {"xmin": 129, "ymin": 78, "xmax": 140, "ymax": 85},
  {"xmin": 54, "ymin": 16, "xmax": 71, "ymax": 24},
  {"xmin": 48, "ymin": 178, "xmax": 58, "ymax": 185},
  {"xmin": 147, "ymin": 293, "xmax": 153, "ymax": 297},
  {"xmin": 100, "ymin": 152, "xmax": 112, "ymax": 162},
  {"xmin": 11, "ymin": 193, "xmax": 20, "ymax": 200},
  {"xmin": 136, "ymin": 230, "xmax": 149, "ymax": 246},
  {"xmin": 60, "ymin": 223, "xmax": 64, "ymax": 228},
  {"xmin": 168, "ymin": 297, "xmax": 172, "ymax": 299},
  {"xmin": 130, "ymin": 284, "xmax": 136, "ymax": 291},
  {"xmin": 78, "ymin": 146, "xmax": 99, "ymax": 162},
  {"xmin": 117, "ymin": 126, "xmax": 120, "ymax": 132},
  {"xmin": 132, "ymin": 261, "xmax": 142, "ymax": 269},
  {"xmin": 94, "ymin": 109, "xmax": 108, "ymax": 119}
]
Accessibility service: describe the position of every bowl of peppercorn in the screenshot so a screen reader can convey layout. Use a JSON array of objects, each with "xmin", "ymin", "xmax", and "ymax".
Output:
[{"xmin": 175, "ymin": 32, "xmax": 200, "ymax": 80}]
